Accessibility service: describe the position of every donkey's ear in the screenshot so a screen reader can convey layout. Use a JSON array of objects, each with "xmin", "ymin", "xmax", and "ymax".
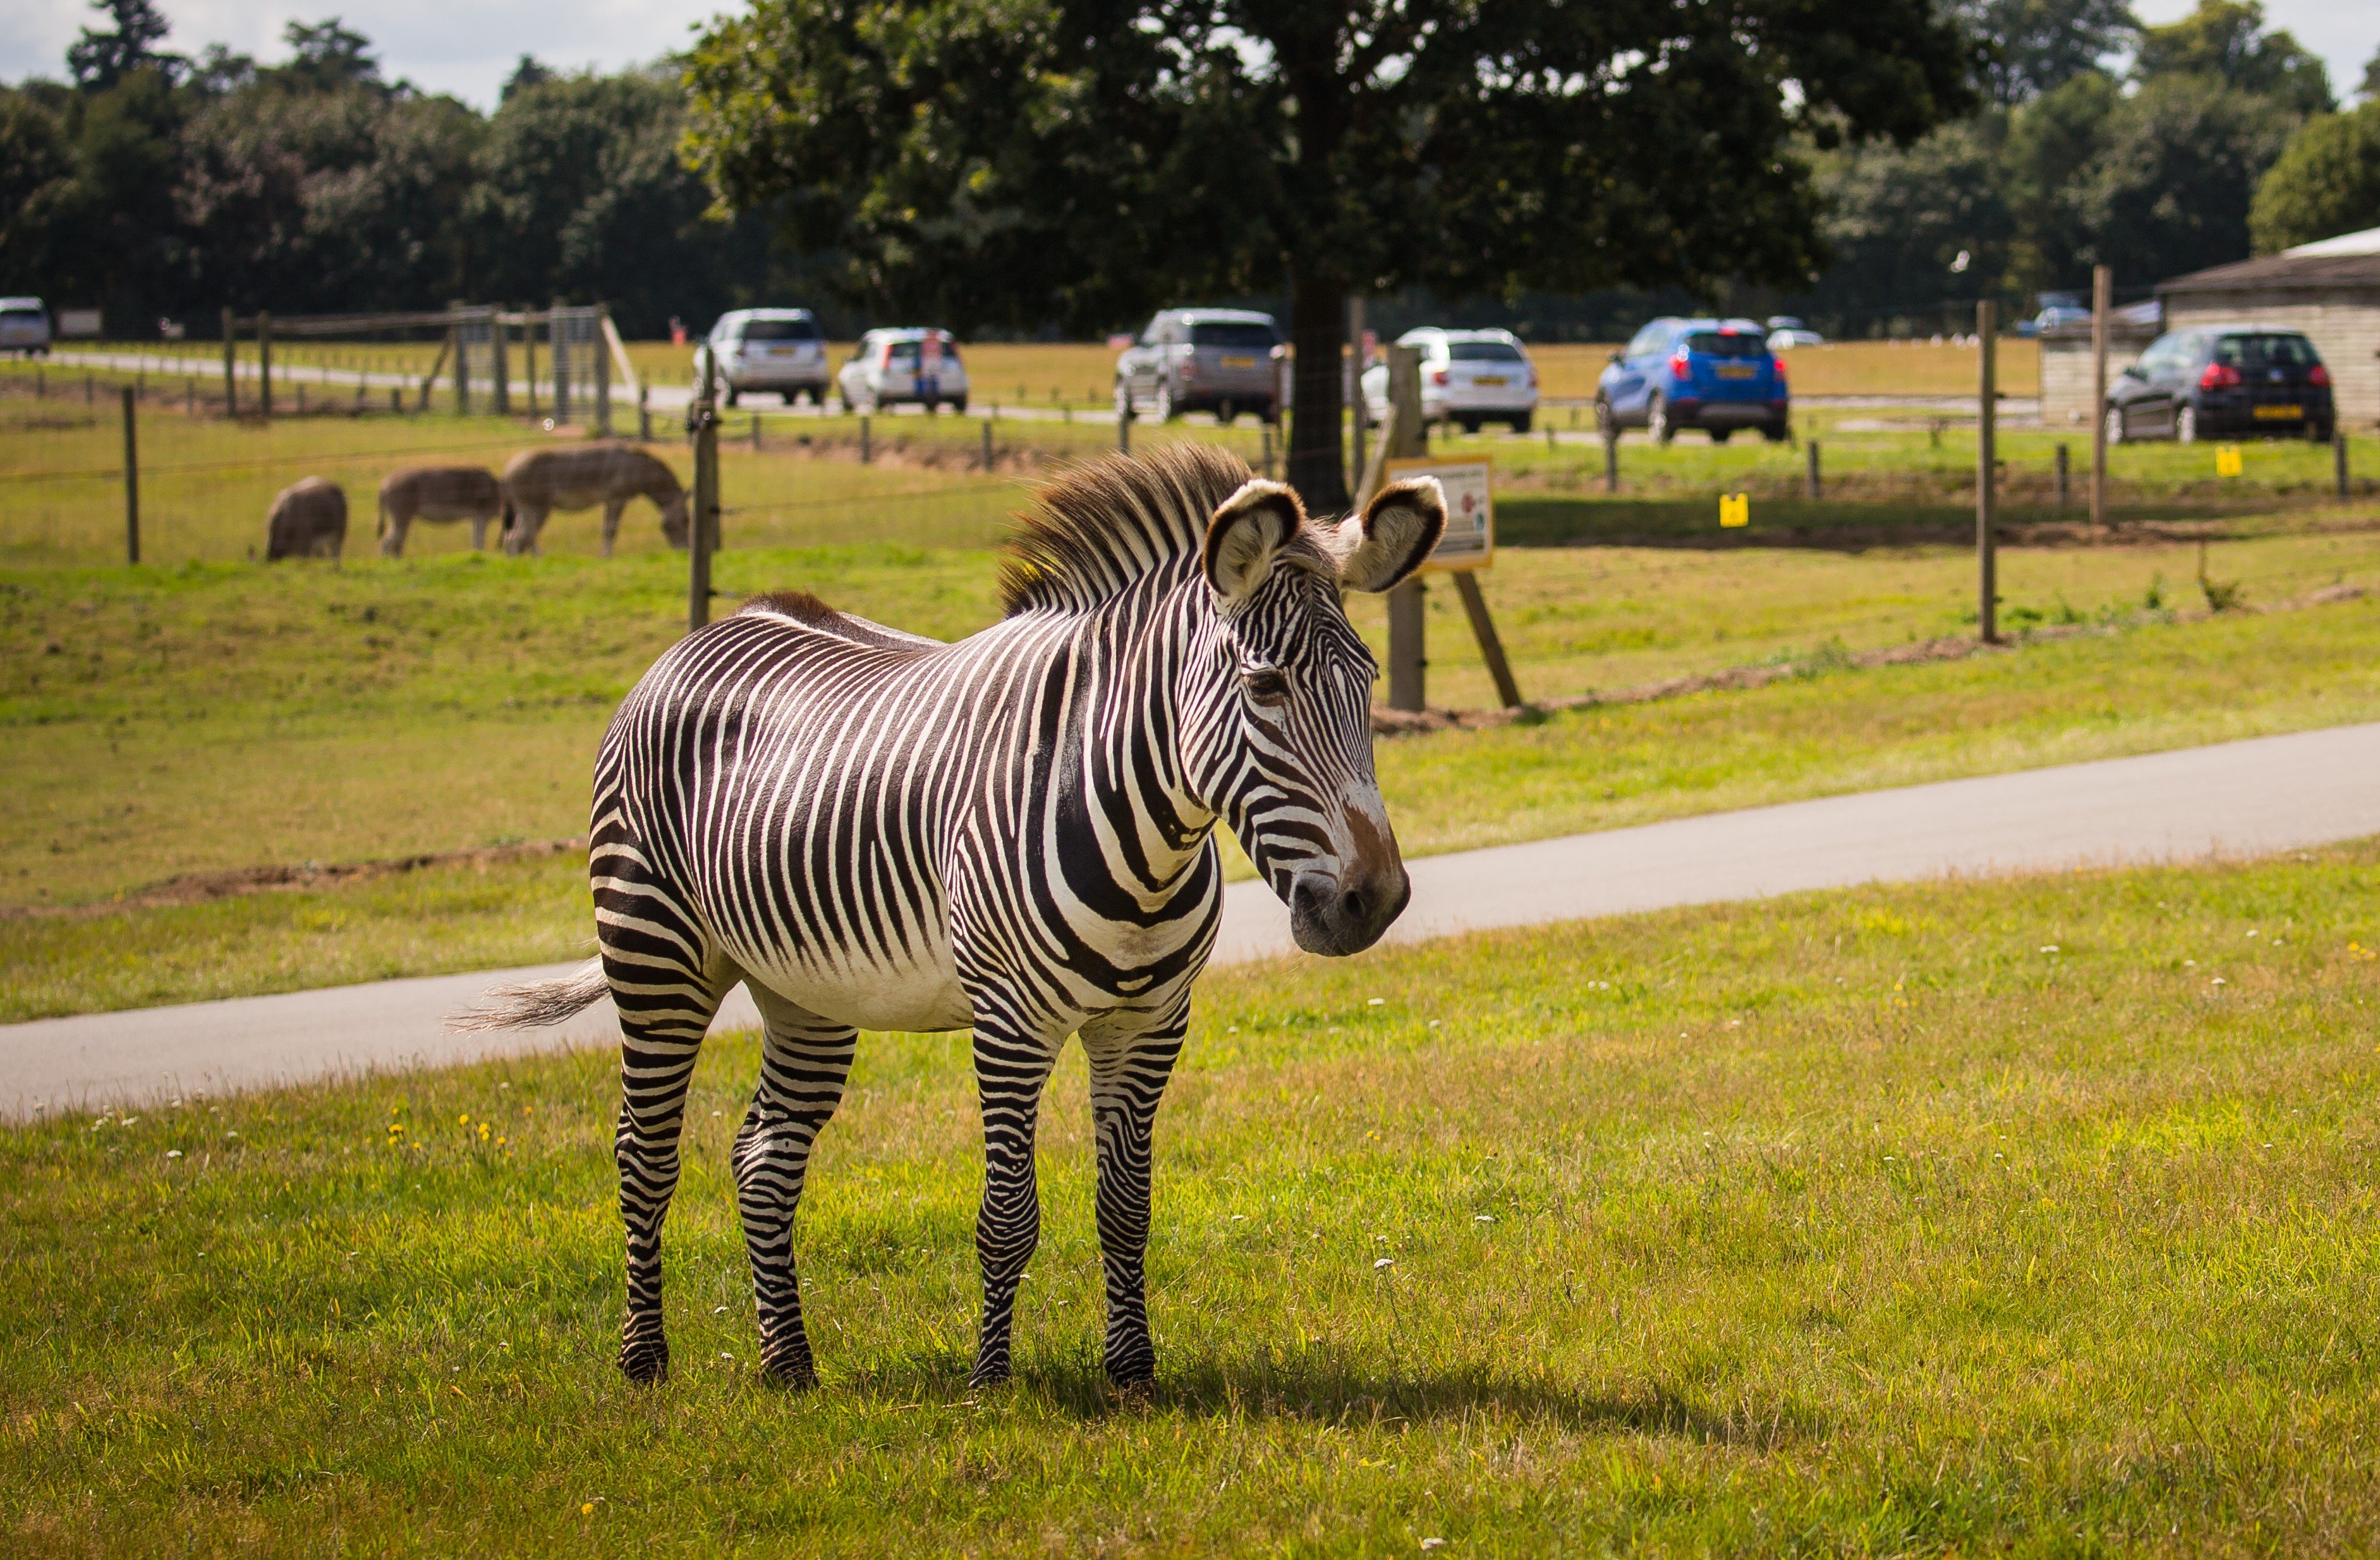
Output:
[
  {"xmin": 1204, "ymin": 480, "xmax": 1304, "ymax": 606},
  {"xmin": 1336, "ymin": 477, "xmax": 1445, "ymax": 593}
]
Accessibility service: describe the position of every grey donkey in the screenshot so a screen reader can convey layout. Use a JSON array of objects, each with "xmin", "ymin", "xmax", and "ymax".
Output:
[
  {"xmin": 499, "ymin": 445, "xmax": 692, "ymax": 557},
  {"xmin": 378, "ymin": 465, "xmax": 505, "ymax": 557},
  {"xmin": 265, "ymin": 477, "xmax": 347, "ymax": 560}
]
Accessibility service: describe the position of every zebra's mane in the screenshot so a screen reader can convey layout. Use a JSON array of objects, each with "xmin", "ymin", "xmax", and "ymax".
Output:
[{"xmin": 999, "ymin": 443, "xmax": 1255, "ymax": 617}]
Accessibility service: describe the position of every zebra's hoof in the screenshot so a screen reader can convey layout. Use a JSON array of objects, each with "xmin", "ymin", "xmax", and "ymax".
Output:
[
  {"xmin": 619, "ymin": 1340, "xmax": 670, "ymax": 1385},
  {"xmin": 1107, "ymin": 1372, "xmax": 1157, "ymax": 1405},
  {"xmin": 968, "ymin": 1359, "xmax": 1012, "ymax": 1390},
  {"xmin": 762, "ymin": 1359, "xmax": 819, "ymax": 1391}
]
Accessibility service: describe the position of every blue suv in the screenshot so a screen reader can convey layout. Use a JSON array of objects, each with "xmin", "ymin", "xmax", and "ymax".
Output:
[{"xmin": 1596, "ymin": 317, "xmax": 1789, "ymax": 444}]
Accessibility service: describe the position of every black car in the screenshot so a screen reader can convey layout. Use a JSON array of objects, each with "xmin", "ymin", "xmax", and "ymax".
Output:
[{"xmin": 2106, "ymin": 327, "xmax": 2333, "ymax": 445}]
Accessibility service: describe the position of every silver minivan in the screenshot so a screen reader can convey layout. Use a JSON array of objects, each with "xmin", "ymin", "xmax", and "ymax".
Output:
[
  {"xmin": 1114, "ymin": 308, "xmax": 1283, "ymax": 424},
  {"xmin": 0, "ymin": 298, "xmax": 51, "ymax": 357},
  {"xmin": 696, "ymin": 309, "xmax": 830, "ymax": 406}
]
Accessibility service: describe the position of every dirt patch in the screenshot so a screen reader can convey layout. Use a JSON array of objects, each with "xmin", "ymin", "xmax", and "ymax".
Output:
[{"xmin": 4, "ymin": 837, "xmax": 588, "ymax": 921}]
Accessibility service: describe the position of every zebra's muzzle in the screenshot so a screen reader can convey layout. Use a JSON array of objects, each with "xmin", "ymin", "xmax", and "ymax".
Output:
[{"xmin": 1288, "ymin": 866, "xmax": 1411, "ymax": 957}]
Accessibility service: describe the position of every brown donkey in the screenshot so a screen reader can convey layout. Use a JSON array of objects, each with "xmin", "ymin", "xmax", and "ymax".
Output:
[
  {"xmin": 499, "ymin": 445, "xmax": 691, "ymax": 557},
  {"xmin": 378, "ymin": 465, "xmax": 504, "ymax": 557}
]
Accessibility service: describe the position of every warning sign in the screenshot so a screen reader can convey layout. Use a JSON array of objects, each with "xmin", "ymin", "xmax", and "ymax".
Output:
[{"xmin": 1383, "ymin": 456, "xmax": 1493, "ymax": 571}]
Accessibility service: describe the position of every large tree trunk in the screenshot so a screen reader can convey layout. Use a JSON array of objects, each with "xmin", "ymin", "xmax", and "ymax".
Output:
[{"xmin": 1286, "ymin": 266, "xmax": 1347, "ymax": 514}]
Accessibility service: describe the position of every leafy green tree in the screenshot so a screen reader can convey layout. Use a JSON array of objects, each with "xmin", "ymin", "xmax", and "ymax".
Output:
[
  {"xmin": 0, "ymin": 90, "xmax": 78, "ymax": 293},
  {"xmin": 2001, "ymin": 68, "xmax": 2120, "ymax": 289},
  {"xmin": 2133, "ymin": 0, "xmax": 2331, "ymax": 115},
  {"xmin": 1801, "ymin": 114, "xmax": 2015, "ymax": 332},
  {"xmin": 264, "ymin": 19, "xmax": 385, "ymax": 96},
  {"xmin": 2249, "ymin": 102, "xmax": 2380, "ymax": 251},
  {"xmin": 683, "ymin": 0, "xmax": 1980, "ymax": 505},
  {"xmin": 66, "ymin": 0, "xmax": 180, "ymax": 92},
  {"xmin": 2360, "ymin": 47, "xmax": 2380, "ymax": 106},
  {"xmin": 1956, "ymin": 0, "xmax": 2135, "ymax": 105},
  {"xmin": 2073, "ymin": 73, "xmax": 2298, "ymax": 280}
]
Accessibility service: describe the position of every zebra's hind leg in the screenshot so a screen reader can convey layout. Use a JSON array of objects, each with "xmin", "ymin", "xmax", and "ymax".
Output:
[
  {"xmin": 967, "ymin": 1012, "xmax": 1064, "ymax": 1388},
  {"xmin": 1081, "ymin": 1000, "xmax": 1189, "ymax": 1391},
  {"xmin": 597, "ymin": 876, "xmax": 732, "ymax": 1386},
  {"xmin": 736, "ymin": 987, "xmax": 858, "ymax": 1388}
]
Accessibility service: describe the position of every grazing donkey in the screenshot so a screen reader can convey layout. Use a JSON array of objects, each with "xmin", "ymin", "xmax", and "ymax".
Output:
[
  {"xmin": 499, "ymin": 444, "xmax": 690, "ymax": 557},
  {"xmin": 264, "ymin": 476, "xmax": 346, "ymax": 560},
  {"xmin": 378, "ymin": 465, "xmax": 505, "ymax": 556},
  {"xmin": 458, "ymin": 444, "xmax": 1444, "ymax": 1393}
]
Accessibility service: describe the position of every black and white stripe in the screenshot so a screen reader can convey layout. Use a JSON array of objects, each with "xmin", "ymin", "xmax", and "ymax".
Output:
[{"xmin": 478, "ymin": 443, "xmax": 1444, "ymax": 1389}]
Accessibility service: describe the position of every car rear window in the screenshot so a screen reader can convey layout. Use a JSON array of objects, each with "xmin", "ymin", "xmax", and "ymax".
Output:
[
  {"xmin": 2213, "ymin": 333, "xmax": 2319, "ymax": 369},
  {"xmin": 885, "ymin": 339, "xmax": 960, "ymax": 365},
  {"xmin": 1191, "ymin": 322, "xmax": 1278, "ymax": 349},
  {"xmin": 1685, "ymin": 332, "xmax": 1767, "ymax": 358},
  {"xmin": 741, "ymin": 318, "xmax": 818, "ymax": 342},
  {"xmin": 0, "ymin": 307, "xmax": 43, "ymax": 322},
  {"xmin": 1448, "ymin": 342, "xmax": 1526, "ymax": 362}
]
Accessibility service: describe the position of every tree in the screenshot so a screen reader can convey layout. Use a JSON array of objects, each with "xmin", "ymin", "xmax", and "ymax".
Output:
[
  {"xmin": 66, "ymin": 0, "xmax": 180, "ymax": 92},
  {"xmin": 2001, "ymin": 68, "xmax": 2120, "ymax": 291},
  {"xmin": 2361, "ymin": 46, "xmax": 2380, "ymax": 106},
  {"xmin": 2250, "ymin": 102, "xmax": 2380, "ymax": 252},
  {"xmin": 684, "ymin": 0, "xmax": 1979, "ymax": 507},
  {"xmin": 264, "ymin": 19, "xmax": 384, "ymax": 95},
  {"xmin": 501, "ymin": 56, "xmax": 554, "ymax": 102},
  {"xmin": 2133, "ymin": 0, "xmax": 2331, "ymax": 116},
  {"xmin": 1956, "ymin": 0, "xmax": 2136, "ymax": 105},
  {"xmin": 2073, "ymin": 73, "xmax": 2298, "ymax": 281}
]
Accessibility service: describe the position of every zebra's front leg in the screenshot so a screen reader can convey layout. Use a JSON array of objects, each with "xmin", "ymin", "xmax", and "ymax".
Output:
[
  {"xmin": 1081, "ymin": 1000, "xmax": 1188, "ymax": 1390},
  {"xmin": 735, "ymin": 989, "xmax": 858, "ymax": 1388},
  {"xmin": 968, "ymin": 1016, "xmax": 1062, "ymax": 1388}
]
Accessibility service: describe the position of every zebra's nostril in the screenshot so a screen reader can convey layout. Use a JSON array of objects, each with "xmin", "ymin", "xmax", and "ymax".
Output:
[{"xmin": 1341, "ymin": 891, "xmax": 1368, "ymax": 924}]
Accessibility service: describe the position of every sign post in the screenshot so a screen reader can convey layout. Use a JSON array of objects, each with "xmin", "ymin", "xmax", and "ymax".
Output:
[{"xmin": 2089, "ymin": 265, "xmax": 2110, "ymax": 531}]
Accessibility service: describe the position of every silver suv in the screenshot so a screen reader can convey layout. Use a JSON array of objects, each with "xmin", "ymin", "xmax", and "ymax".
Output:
[
  {"xmin": 1114, "ymin": 308, "xmax": 1282, "ymax": 425},
  {"xmin": 696, "ymin": 309, "xmax": 830, "ymax": 407},
  {"xmin": 0, "ymin": 298, "xmax": 51, "ymax": 357}
]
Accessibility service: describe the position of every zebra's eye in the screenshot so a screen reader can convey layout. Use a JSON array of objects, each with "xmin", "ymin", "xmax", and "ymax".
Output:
[{"xmin": 1242, "ymin": 667, "xmax": 1290, "ymax": 706}]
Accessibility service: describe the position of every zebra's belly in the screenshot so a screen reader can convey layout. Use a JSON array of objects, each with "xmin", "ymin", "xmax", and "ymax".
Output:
[{"xmin": 732, "ymin": 940, "xmax": 976, "ymax": 1034}]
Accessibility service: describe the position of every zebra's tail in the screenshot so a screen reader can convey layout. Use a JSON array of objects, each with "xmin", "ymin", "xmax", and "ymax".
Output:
[{"xmin": 446, "ymin": 959, "xmax": 609, "ymax": 1032}]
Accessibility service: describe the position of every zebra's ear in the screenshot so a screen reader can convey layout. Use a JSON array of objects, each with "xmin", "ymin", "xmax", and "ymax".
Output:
[
  {"xmin": 1336, "ymin": 477, "xmax": 1445, "ymax": 593},
  {"xmin": 1204, "ymin": 480, "xmax": 1304, "ymax": 606}
]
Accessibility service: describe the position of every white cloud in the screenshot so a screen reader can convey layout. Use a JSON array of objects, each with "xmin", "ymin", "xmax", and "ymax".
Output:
[{"xmin": 4, "ymin": 0, "xmax": 736, "ymax": 107}]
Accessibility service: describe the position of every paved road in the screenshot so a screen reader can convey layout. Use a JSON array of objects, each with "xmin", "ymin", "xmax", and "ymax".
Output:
[{"xmin": 9, "ymin": 721, "xmax": 2378, "ymax": 1120}]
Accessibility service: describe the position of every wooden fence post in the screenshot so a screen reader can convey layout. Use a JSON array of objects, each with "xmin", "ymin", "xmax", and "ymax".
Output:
[
  {"xmin": 1977, "ymin": 300, "xmax": 1998, "ymax": 644},
  {"xmin": 1385, "ymin": 344, "xmax": 1427, "ymax": 713},
  {"xmin": 257, "ymin": 311, "xmax": 272, "ymax": 420},
  {"xmin": 221, "ymin": 307, "xmax": 236, "ymax": 416},
  {"xmin": 1806, "ymin": 440, "xmax": 1822, "ymax": 502},
  {"xmin": 689, "ymin": 354, "xmax": 720, "ymax": 633},
  {"xmin": 121, "ymin": 387, "xmax": 139, "ymax": 565},
  {"xmin": 2089, "ymin": 265, "xmax": 2110, "ymax": 531}
]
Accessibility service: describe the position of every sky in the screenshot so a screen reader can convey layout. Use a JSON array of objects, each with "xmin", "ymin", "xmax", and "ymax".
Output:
[{"xmin": 1, "ymin": 0, "xmax": 2374, "ymax": 111}]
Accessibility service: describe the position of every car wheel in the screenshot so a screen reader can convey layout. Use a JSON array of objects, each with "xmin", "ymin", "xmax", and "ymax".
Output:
[
  {"xmin": 2104, "ymin": 405, "xmax": 2126, "ymax": 447},
  {"xmin": 2310, "ymin": 422, "xmax": 2334, "ymax": 444},
  {"xmin": 1511, "ymin": 413, "xmax": 1533, "ymax": 435},
  {"xmin": 1761, "ymin": 420, "xmax": 1790, "ymax": 444},
  {"xmin": 951, "ymin": 396, "xmax": 969, "ymax": 415},
  {"xmin": 1153, "ymin": 382, "xmax": 1176, "ymax": 423},
  {"xmin": 1457, "ymin": 416, "xmax": 1482, "ymax": 435},
  {"xmin": 2175, "ymin": 404, "xmax": 2197, "ymax": 444},
  {"xmin": 1708, "ymin": 428, "xmax": 1732, "ymax": 445},
  {"xmin": 1648, "ymin": 395, "xmax": 1675, "ymax": 444}
]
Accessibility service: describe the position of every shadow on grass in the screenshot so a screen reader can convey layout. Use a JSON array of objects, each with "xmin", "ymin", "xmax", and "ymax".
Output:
[{"xmin": 840, "ymin": 1343, "xmax": 1826, "ymax": 1448}]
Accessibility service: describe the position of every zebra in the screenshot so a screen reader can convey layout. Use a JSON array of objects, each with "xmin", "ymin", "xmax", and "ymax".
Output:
[{"xmin": 458, "ymin": 442, "xmax": 1445, "ymax": 1391}]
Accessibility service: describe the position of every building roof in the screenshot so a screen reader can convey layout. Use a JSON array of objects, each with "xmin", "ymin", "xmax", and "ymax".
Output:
[
  {"xmin": 2285, "ymin": 226, "xmax": 2380, "ymax": 257},
  {"xmin": 2159, "ymin": 245, "xmax": 2380, "ymax": 296}
]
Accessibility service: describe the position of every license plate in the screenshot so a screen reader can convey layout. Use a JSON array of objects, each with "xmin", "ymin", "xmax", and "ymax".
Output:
[
  {"xmin": 1715, "ymin": 364, "xmax": 1757, "ymax": 380},
  {"xmin": 1473, "ymin": 375, "xmax": 1507, "ymax": 387},
  {"xmin": 2252, "ymin": 404, "xmax": 2301, "ymax": 420},
  {"xmin": 1220, "ymin": 355, "xmax": 1256, "ymax": 370}
]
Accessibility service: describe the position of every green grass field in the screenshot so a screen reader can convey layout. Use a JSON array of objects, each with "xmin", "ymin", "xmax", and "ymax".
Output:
[{"xmin": 7, "ymin": 847, "xmax": 2378, "ymax": 1552}]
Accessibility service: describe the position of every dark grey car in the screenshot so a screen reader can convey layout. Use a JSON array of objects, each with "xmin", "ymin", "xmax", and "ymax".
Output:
[{"xmin": 1114, "ymin": 309, "xmax": 1283, "ymax": 425}]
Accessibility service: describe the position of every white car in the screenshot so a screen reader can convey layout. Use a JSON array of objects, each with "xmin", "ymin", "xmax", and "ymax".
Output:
[
  {"xmin": 1361, "ymin": 327, "xmax": 1538, "ymax": 433},
  {"xmin": 0, "ymin": 297, "xmax": 52, "ymax": 357},
  {"xmin": 837, "ymin": 329, "xmax": 971, "ymax": 414},
  {"xmin": 1767, "ymin": 326, "xmax": 1825, "ymax": 350},
  {"xmin": 696, "ymin": 309, "xmax": 830, "ymax": 406}
]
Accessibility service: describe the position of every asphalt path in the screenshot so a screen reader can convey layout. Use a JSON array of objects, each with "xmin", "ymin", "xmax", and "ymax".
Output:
[{"xmin": 8, "ymin": 721, "xmax": 2376, "ymax": 1121}]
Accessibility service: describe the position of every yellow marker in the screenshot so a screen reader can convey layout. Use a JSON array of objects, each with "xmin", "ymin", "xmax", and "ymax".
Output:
[
  {"xmin": 2216, "ymin": 444, "xmax": 2243, "ymax": 478},
  {"xmin": 1719, "ymin": 492, "xmax": 1749, "ymax": 528}
]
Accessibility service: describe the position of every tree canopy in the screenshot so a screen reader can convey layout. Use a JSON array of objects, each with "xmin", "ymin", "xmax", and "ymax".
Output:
[
  {"xmin": 2250, "ymin": 101, "xmax": 2380, "ymax": 253},
  {"xmin": 684, "ymin": 0, "xmax": 1979, "ymax": 504}
]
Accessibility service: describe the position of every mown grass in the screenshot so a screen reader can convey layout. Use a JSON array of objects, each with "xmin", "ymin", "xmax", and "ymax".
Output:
[
  {"xmin": 7, "ymin": 559, "xmax": 2379, "ymax": 1019},
  {"xmin": 7, "ymin": 846, "xmax": 2379, "ymax": 1552}
]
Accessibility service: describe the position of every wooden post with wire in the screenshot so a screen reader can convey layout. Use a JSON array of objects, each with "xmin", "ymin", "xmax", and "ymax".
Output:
[
  {"xmin": 2089, "ymin": 265, "xmax": 2110, "ymax": 531},
  {"xmin": 257, "ymin": 311, "xmax": 273, "ymax": 420},
  {"xmin": 1977, "ymin": 299, "xmax": 1998, "ymax": 644},
  {"xmin": 121, "ymin": 387, "xmax": 139, "ymax": 564},
  {"xmin": 689, "ymin": 353, "xmax": 721, "ymax": 634},
  {"xmin": 220, "ymin": 307, "xmax": 236, "ymax": 416}
]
